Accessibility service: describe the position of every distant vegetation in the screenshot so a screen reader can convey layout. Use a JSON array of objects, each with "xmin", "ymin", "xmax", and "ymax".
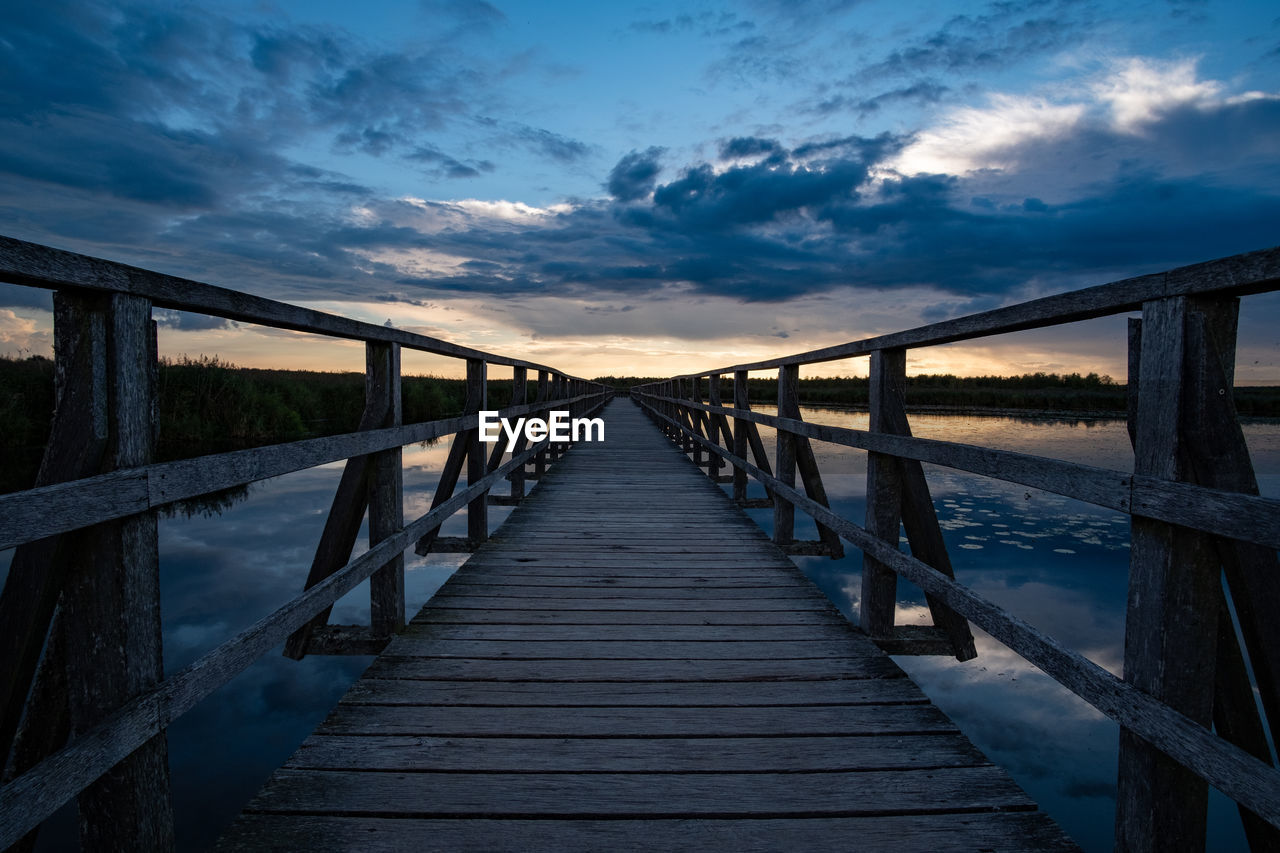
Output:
[
  {"xmin": 3, "ymin": 357, "xmax": 1277, "ymax": 494},
  {"xmin": 597, "ymin": 373, "xmax": 1280, "ymax": 416}
]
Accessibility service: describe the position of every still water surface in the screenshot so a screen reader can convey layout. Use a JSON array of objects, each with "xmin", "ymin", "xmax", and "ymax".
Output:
[{"xmin": 9, "ymin": 404, "xmax": 1279, "ymax": 850}]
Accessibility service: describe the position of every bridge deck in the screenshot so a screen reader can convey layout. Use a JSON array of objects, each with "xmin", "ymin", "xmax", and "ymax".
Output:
[{"xmin": 218, "ymin": 399, "xmax": 1076, "ymax": 851}]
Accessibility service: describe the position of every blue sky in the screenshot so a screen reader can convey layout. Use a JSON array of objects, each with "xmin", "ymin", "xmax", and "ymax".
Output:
[{"xmin": 1, "ymin": 0, "xmax": 1278, "ymax": 376}]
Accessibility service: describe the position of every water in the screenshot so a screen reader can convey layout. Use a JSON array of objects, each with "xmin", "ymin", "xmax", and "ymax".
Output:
[{"xmin": 7, "ymin": 407, "xmax": 1278, "ymax": 850}]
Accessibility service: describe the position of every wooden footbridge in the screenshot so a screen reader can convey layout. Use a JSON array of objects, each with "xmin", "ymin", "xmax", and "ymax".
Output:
[{"xmin": 1, "ymin": 235, "xmax": 1280, "ymax": 851}]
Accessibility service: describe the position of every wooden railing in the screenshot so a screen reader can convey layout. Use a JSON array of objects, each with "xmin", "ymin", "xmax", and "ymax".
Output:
[
  {"xmin": 0, "ymin": 236, "xmax": 612, "ymax": 850},
  {"xmin": 631, "ymin": 244, "xmax": 1280, "ymax": 852}
]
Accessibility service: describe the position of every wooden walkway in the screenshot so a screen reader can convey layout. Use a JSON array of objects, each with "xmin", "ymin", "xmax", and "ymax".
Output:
[{"xmin": 218, "ymin": 399, "xmax": 1076, "ymax": 851}]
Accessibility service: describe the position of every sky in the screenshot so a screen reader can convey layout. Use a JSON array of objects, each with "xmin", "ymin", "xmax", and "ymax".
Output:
[{"xmin": 1, "ymin": 0, "xmax": 1278, "ymax": 379}]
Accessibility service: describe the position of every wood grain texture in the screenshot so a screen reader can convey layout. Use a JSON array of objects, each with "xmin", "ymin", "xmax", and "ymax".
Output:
[
  {"xmin": 1116, "ymin": 296, "xmax": 1218, "ymax": 853},
  {"xmin": 367, "ymin": 342, "xmax": 405, "ymax": 638},
  {"xmin": 861, "ymin": 349, "xmax": 904, "ymax": 638},
  {"xmin": 58, "ymin": 292, "xmax": 174, "ymax": 852}
]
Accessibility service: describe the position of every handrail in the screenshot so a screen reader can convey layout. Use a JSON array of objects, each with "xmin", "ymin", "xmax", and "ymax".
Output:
[
  {"xmin": 0, "ymin": 235, "xmax": 615, "ymax": 850},
  {"xmin": 640, "ymin": 393, "xmax": 1280, "ymax": 550},
  {"xmin": 0, "ymin": 235, "xmax": 585, "ymax": 375},
  {"xmin": 631, "ymin": 242, "xmax": 1280, "ymax": 851},
  {"xmin": 0, "ymin": 390, "xmax": 605, "ymax": 551}
]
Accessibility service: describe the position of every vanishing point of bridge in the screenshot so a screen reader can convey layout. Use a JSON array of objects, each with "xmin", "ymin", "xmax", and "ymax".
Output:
[
  {"xmin": 1, "ymin": 235, "xmax": 1279, "ymax": 851},
  {"xmin": 218, "ymin": 399, "xmax": 1072, "ymax": 850}
]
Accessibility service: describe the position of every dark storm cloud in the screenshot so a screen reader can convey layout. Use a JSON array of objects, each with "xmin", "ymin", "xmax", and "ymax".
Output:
[
  {"xmin": 606, "ymin": 148, "xmax": 665, "ymax": 201},
  {"xmin": 0, "ymin": 0, "xmax": 552, "ymax": 217},
  {"xmin": 719, "ymin": 137, "xmax": 783, "ymax": 159}
]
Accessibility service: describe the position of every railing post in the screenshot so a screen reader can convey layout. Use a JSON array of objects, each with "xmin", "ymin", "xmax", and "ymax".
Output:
[
  {"xmin": 705, "ymin": 373, "xmax": 729, "ymax": 479},
  {"xmin": 535, "ymin": 370, "xmax": 550, "ymax": 478},
  {"xmin": 466, "ymin": 359, "xmax": 488, "ymax": 543},
  {"xmin": 1115, "ymin": 296, "xmax": 1226, "ymax": 852},
  {"xmin": 732, "ymin": 370, "xmax": 749, "ymax": 501},
  {"xmin": 59, "ymin": 292, "xmax": 175, "ymax": 851},
  {"xmin": 773, "ymin": 364, "xmax": 798, "ymax": 545},
  {"xmin": 510, "ymin": 367, "xmax": 528, "ymax": 500},
  {"xmin": 861, "ymin": 349, "xmax": 903, "ymax": 638},
  {"xmin": 368, "ymin": 341, "xmax": 404, "ymax": 637},
  {"xmin": 693, "ymin": 376, "xmax": 714, "ymax": 476}
]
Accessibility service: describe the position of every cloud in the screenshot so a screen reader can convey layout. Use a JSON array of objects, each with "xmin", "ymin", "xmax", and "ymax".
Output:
[
  {"xmin": 719, "ymin": 136, "xmax": 783, "ymax": 160},
  {"xmin": 813, "ymin": 81, "xmax": 951, "ymax": 117},
  {"xmin": 628, "ymin": 11, "xmax": 752, "ymax": 38},
  {"xmin": 407, "ymin": 145, "xmax": 496, "ymax": 179},
  {"xmin": 606, "ymin": 148, "xmax": 665, "ymax": 201},
  {"xmin": 510, "ymin": 125, "xmax": 591, "ymax": 163},
  {"xmin": 1092, "ymin": 57, "xmax": 1229, "ymax": 131},
  {"xmin": 855, "ymin": 6, "xmax": 1081, "ymax": 80}
]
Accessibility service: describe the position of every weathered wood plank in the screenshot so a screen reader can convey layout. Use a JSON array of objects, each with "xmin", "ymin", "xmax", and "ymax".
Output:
[
  {"xmin": 773, "ymin": 364, "xmax": 798, "ymax": 543},
  {"xmin": 241, "ymin": 766, "xmax": 1034, "ymax": 816},
  {"xmin": 1116, "ymin": 296, "xmax": 1219, "ymax": 853},
  {"xmin": 381, "ymin": 637, "xmax": 903, "ymax": 659},
  {"xmin": 337, "ymin": 677, "xmax": 926, "ymax": 706},
  {"xmin": 218, "ymin": 813, "xmax": 1079, "ymax": 852},
  {"xmin": 287, "ymin": 732, "xmax": 972, "ymax": 771},
  {"xmin": 862, "ymin": 348, "xmax": 903, "ymax": 638},
  {"xmin": 0, "ymin": 292, "xmax": 108, "ymax": 783},
  {"xmin": 367, "ymin": 341, "xmax": 404, "ymax": 638},
  {"xmin": 58, "ymin": 292, "xmax": 175, "ymax": 852},
  {"xmin": 362, "ymin": 655, "xmax": 903, "ymax": 681},
  {"xmin": 416, "ymin": 596, "xmax": 837, "ymax": 611},
  {"xmin": 465, "ymin": 358, "xmax": 488, "ymax": 543},
  {"xmin": 314, "ymin": 703, "xmax": 958, "ymax": 737},
  {"xmin": 410, "ymin": 608, "xmax": 853, "ymax": 626}
]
